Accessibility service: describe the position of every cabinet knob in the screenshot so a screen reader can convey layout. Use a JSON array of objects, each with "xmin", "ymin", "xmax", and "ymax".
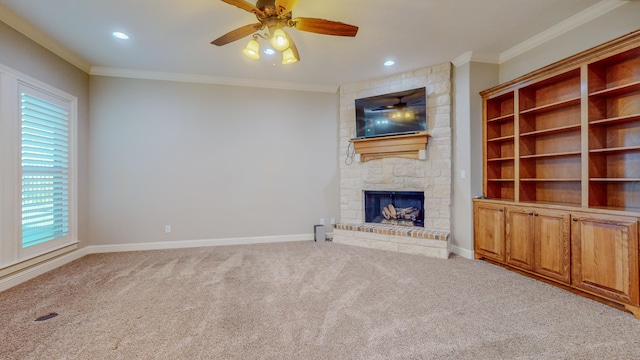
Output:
[
  {"xmin": 573, "ymin": 218, "xmax": 578, "ymax": 222},
  {"xmin": 528, "ymin": 212, "xmax": 533, "ymax": 216},
  {"xmin": 499, "ymin": 208, "xmax": 503, "ymax": 212},
  {"xmin": 534, "ymin": 213, "xmax": 539, "ymax": 217}
]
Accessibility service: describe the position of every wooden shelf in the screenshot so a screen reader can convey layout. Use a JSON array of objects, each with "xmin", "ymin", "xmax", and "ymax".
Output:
[
  {"xmin": 589, "ymin": 81, "xmax": 640, "ymax": 98},
  {"xmin": 350, "ymin": 132, "xmax": 429, "ymax": 162},
  {"xmin": 520, "ymin": 151, "xmax": 581, "ymax": 159},
  {"xmin": 520, "ymin": 97, "xmax": 581, "ymax": 115},
  {"xmin": 487, "ymin": 156, "xmax": 515, "ymax": 162},
  {"xmin": 487, "ymin": 113, "xmax": 515, "ymax": 123},
  {"xmin": 487, "ymin": 178, "xmax": 515, "ymax": 182},
  {"xmin": 590, "ymin": 178, "xmax": 640, "ymax": 182},
  {"xmin": 520, "ymin": 124, "xmax": 581, "ymax": 138},
  {"xmin": 590, "ymin": 145, "xmax": 640, "ymax": 154},
  {"xmin": 487, "ymin": 135, "xmax": 514, "ymax": 143},
  {"xmin": 590, "ymin": 114, "xmax": 640, "ymax": 126},
  {"xmin": 520, "ymin": 178, "xmax": 581, "ymax": 182}
]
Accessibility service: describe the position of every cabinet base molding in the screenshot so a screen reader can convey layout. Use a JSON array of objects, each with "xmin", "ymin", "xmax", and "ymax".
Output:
[{"xmin": 625, "ymin": 305, "xmax": 640, "ymax": 319}]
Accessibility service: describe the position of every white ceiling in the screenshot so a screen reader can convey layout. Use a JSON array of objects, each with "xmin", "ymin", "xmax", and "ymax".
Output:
[{"xmin": 0, "ymin": 0, "xmax": 621, "ymax": 89}]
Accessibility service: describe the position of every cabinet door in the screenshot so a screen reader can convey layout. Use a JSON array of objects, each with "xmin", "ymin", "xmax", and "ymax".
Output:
[
  {"xmin": 571, "ymin": 214, "xmax": 640, "ymax": 306},
  {"xmin": 506, "ymin": 207, "xmax": 535, "ymax": 271},
  {"xmin": 534, "ymin": 209, "xmax": 571, "ymax": 284},
  {"xmin": 474, "ymin": 202, "xmax": 505, "ymax": 262}
]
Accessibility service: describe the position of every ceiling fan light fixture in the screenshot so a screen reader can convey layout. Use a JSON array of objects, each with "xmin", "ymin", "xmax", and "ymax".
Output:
[
  {"xmin": 282, "ymin": 48, "xmax": 299, "ymax": 64},
  {"xmin": 243, "ymin": 38, "xmax": 261, "ymax": 59},
  {"xmin": 270, "ymin": 29, "xmax": 290, "ymax": 51}
]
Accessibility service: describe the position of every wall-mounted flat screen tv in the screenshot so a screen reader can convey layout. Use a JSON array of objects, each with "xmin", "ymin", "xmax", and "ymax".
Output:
[{"xmin": 354, "ymin": 87, "xmax": 427, "ymax": 139}]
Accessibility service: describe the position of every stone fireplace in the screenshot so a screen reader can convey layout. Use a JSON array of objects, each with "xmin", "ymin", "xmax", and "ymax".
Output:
[{"xmin": 334, "ymin": 63, "xmax": 452, "ymax": 259}]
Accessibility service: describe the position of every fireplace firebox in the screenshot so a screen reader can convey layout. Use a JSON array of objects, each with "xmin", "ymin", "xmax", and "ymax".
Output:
[{"xmin": 364, "ymin": 191, "xmax": 424, "ymax": 227}]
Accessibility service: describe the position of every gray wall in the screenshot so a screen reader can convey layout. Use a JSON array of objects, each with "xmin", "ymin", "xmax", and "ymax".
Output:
[
  {"xmin": 0, "ymin": 21, "xmax": 91, "ymax": 247},
  {"xmin": 500, "ymin": 1, "xmax": 640, "ymax": 83},
  {"xmin": 452, "ymin": 61, "xmax": 498, "ymax": 256},
  {"xmin": 89, "ymin": 76, "xmax": 340, "ymax": 245}
]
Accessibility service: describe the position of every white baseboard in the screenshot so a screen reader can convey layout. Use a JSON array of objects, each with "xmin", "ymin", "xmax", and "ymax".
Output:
[
  {"xmin": 451, "ymin": 245, "xmax": 474, "ymax": 260},
  {"xmin": 89, "ymin": 234, "xmax": 314, "ymax": 253},
  {"xmin": 0, "ymin": 234, "xmax": 313, "ymax": 292},
  {"xmin": 0, "ymin": 246, "xmax": 91, "ymax": 292}
]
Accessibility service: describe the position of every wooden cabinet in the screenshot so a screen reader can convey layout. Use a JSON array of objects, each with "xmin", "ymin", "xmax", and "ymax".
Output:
[
  {"xmin": 571, "ymin": 213, "xmax": 639, "ymax": 306},
  {"xmin": 506, "ymin": 205, "xmax": 571, "ymax": 283},
  {"xmin": 505, "ymin": 206, "xmax": 535, "ymax": 270},
  {"xmin": 473, "ymin": 202, "xmax": 505, "ymax": 262},
  {"xmin": 475, "ymin": 30, "xmax": 640, "ymax": 318}
]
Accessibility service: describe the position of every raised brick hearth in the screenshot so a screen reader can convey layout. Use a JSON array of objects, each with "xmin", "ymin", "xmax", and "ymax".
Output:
[{"xmin": 334, "ymin": 224, "xmax": 450, "ymax": 259}]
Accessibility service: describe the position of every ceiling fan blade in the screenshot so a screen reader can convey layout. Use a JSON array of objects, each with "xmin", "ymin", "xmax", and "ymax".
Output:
[
  {"xmin": 220, "ymin": 0, "xmax": 265, "ymax": 17},
  {"xmin": 211, "ymin": 23, "xmax": 262, "ymax": 46},
  {"xmin": 292, "ymin": 17, "xmax": 358, "ymax": 37},
  {"xmin": 275, "ymin": 0, "xmax": 299, "ymax": 14}
]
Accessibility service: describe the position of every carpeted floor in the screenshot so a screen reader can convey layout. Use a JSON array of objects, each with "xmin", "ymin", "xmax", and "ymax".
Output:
[{"xmin": 1, "ymin": 241, "xmax": 640, "ymax": 359}]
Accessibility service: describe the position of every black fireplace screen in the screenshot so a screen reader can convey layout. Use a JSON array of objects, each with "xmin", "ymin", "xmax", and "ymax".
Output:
[{"xmin": 364, "ymin": 191, "xmax": 424, "ymax": 227}]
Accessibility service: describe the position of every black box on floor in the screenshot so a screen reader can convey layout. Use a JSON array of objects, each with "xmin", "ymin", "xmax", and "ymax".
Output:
[{"xmin": 314, "ymin": 225, "xmax": 325, "ymax": 242}]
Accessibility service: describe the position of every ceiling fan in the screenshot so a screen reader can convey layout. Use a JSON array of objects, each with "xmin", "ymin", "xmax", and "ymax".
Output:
[{"xmin": 211, "ymin": 0, "xmax": 359, "ymax": 64}]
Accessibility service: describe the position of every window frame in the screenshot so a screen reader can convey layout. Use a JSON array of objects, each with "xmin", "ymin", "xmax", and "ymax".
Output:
[{"xmin": 0, "ymin": 64, "xmax": 78, "ymax": 268}]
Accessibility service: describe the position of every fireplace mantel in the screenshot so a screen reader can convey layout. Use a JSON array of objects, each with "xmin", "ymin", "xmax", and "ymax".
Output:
[{"xmin": 350, "ymin": 132, "xmax": 429, "ymax": 162}]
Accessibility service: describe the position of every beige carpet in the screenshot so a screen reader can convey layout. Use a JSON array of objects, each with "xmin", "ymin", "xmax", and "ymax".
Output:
[{"xmin": 1, "ymin": 241, "xmax": 640, "ymax": 359}]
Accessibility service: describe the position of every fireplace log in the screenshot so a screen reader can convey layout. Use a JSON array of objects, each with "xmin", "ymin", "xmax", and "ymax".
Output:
[
  {"xmin": 382, "ymin": 207, "xmax": 391, "ymax": 220},
  {"xmin": 381, "ymin": 205, "xmax": 421, "ymax": 222},
  {"xmin": 388, "ymin": 204, "xmax": 397, "ymax": 218}
]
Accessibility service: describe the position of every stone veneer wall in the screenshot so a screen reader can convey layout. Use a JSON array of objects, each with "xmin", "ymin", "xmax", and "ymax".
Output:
[{"xmin": 336, "ymin": 63, "xmax": 452, "ymax": 254}]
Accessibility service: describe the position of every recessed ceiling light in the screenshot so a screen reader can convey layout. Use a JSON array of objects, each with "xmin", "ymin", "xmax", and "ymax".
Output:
[
  {"xmin": 264, "ymin": 48, "xmax": 276, "ymax": 55},
  {"xmin": 384, "ymin": 60, "xmax": 395, "ymax": 67},
  {"xmin": 112, "ymin": 31, "xmax": 130, "ymax": 40}
]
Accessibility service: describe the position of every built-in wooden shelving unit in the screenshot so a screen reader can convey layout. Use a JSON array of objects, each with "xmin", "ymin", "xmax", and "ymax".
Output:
[{"xmin": 475, "ymin": 29, "xmax": 640, "ymax": 319}]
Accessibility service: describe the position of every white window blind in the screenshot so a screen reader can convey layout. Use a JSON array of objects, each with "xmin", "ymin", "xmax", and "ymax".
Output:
[{"xmin": 20, "ymin": 92, "xmax": 70, "ymax": 249}]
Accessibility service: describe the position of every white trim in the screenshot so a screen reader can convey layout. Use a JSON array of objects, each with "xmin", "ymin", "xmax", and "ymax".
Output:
[
  {"xmin": 452, "ymin": 52, "xmax": 500, "ymax": 68},
  {"xmin": 90, "ymin": 67, "xmax": 339, "ymax": 93},
  {"xmin": 499, "ymin": 0, "xmax": 627, "ymax": 63},
  {"xmin": 451, "ymin": 245, "xmax": 474, "ymax": 260},
  {"xmin": 0, "ymin": 4, "xmax": 91, "ymax": 73},
  {"xmin": 0, "ymin": 246, "xmax": 89, "ymax": 292},
  {"xmin": 88, "ymin": 234, "xmax": 313, "ymax": 253},
  {"xmin": 452, "ymin": 52, "xmax": 473, "ymax": 68}
]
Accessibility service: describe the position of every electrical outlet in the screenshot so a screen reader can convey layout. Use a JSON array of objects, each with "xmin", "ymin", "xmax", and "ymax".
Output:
[
  {"xmin": 319, "ymin": 218, "xmax": 325, "ymax": 225},
  {"xmin": 165, "ymin": 225, "xmax": 171, "ymax": 234},
  {"xmin": 330, "ymin": 218, "xmax": 336, "ymax": 225}
]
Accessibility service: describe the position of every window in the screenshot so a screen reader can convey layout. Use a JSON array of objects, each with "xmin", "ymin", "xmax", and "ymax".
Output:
[
  {"xmin": 0, "ymin": 65, "xmax": 77, "ymax": 268},
  {"xmin": 20, "ymin": 88, "xmax": 70, "ymax": 251}
]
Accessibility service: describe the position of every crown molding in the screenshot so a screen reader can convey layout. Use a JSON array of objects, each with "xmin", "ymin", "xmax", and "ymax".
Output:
[
  {"xmin": 499, "ymin": 0, "xmax": 627, "ymax": 63},
  {"xmin": 452, "ymin": 51, "xmax": 500, "ymax": 67},
  {"xmin": 90, "ymin": 67, "xmax": 339, "ymax": 93},
  {"xmin": 452, "ymin": 52, "xmax": 472, "ymax": 68},
  {"xmin": 0, "ymin": 4, "xmax": 91, "ymax": 73}
]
